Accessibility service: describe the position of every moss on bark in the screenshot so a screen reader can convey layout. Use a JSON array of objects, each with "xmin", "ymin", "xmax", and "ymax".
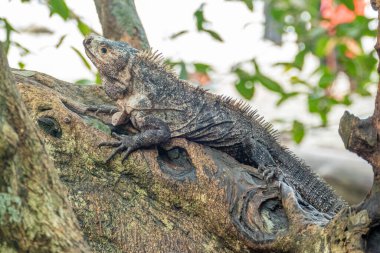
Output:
[
  {"xmin": 9, "ymin": 69, "xmax": 378, "ymax": 252},
  {"xmin": 0, "ymin": 44, "xmax": 89, "ymax": 252}
]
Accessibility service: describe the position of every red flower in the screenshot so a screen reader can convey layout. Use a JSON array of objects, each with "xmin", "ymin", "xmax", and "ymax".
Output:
[{"xmin": 320, "ymin": 0, "xmax": 365, "ymax": 33}]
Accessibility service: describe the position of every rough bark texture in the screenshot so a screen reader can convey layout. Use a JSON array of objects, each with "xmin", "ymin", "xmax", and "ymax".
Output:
[
  {"xmin": 7, "ymin": 68, "xmax": 377, "ymax": 252},
  {"xmin": 338, "ymin": 8, "xmax": 380, "ymax": 253},
  {"xmin": 93, "ymin": 0, "xmax": 149, "ymax": 50},
  {"xmin": 0, "ymin": 44, "xmax": 89, "ymax": 252},
  {"xmin": 1, "ymin": 0, "xmax": 379, "ymax": 251}
]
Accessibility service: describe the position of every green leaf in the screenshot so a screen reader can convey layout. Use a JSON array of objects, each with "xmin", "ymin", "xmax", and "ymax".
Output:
[
  {"xmin": 251, "ymin": 59, "xmax": 260, "ymax": 73},
  {"xmin": 233, "ymin": 67, "xmax": 252, "ymax": 80},
  {"xmin": 318, "ymin": 71, "xmax": 335, "ymax": 88},
  {"xmin": 75, "ymin": 79, "xmax": 93, "ymax": 85},
  {"xmin": 48, "ymin": 0, "xmax": 70, "ymax": 20},
  {"xmin": 289, "ymin": 76, "xmax": 310, "ymax": 87},
  {"xmin": 235, "ymin": 79, "xmax": 255, "ymax": 99},
  {"xmin": 83, "ymin": 117, "xmax": 111, "ymax": 134},
  {"xmin": 336, "ymin": 0, "xmax": 355, "ymax": 10},
  {"xmin": 314, "ymin": 36, "xmax": 329, "ymax": 57},
  {"xmin": 307, "ymin": 95, "xmax": 321, "ymax": 113},
  {"xmin": 13, "ymin": 42, "xmax": 30, "ymax": 56},
  {"xmin": 193, "ymin": 3, "xmax": 222, "ymax": 42},
  {"xmin": 0, "ymin": 18, "xmax": 17, "ymax": 53},
  {"xmin": 251, "ymin": 60, "xmax": 284, "ymax": 94},
  {"xmin": 170, "ymin": 30, "xmax": 189, "ymax": 40},
  {"xmin": 194, "ymin": 3, "xmax": 207, "ymax": 31},
  {"xmin": 242, "ymin": 0, "xmax": 254, "ymax": 11},
  {"xmin": 193, "ymin": 63, "xmax": 213, "ymax": 74},
  {"xmin": 336, "ymin": 16, "xmax": 373, "ymax": 39},
  {"xmin": 178, "ymin": 61, "xmax": 188, "ymax": 80},
  {"xmin": 71, "ymin": 46, "xmax": 92, "ymax": 70},
  {"xmin": 276, "ymin": 92, "xmax": 299, "ymax": 106},
  {"xmin": 294, "ymin": 49, "xmax": 306, "ymax": 70},
  {"xmin": 308, "ymin": 27, "xmax": 327, "ymax": 40},
  {"xmin": 270, "ymin": 6, "xmax": 286, "ymax": 22},
  {"xmin": 342, "ymin": 95, "xmax": 352, "ymax": 105},
  {"xmin": 77, "ymin": 19, "xmax": 92, "ymax": 36},
  {"xmin": 203, "ymin": 29, "xmax": 224, "ymax": 42},
  {"xmin": 273, "ymin": 62, "xmax": 294, "ymax": 72},
  {"xmin": 291, "ymin": 120, "xmax": 305, "ymax": 144},
  {"xmin": 256, "ymin": 74, "xmax": 284, "ymax": 94},
  {"xmin": 18, "ymin": 62, "xmax": 25, "ymax": 69},
  {"xmin": 320, "ymin": 112, "xmax": 328, "ymax": 126},
  {"xmin": 307, "ymin": 95, "xmax": 333, "ymax": 126}
]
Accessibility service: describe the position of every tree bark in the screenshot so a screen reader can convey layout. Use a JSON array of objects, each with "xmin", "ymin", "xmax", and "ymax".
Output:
[
  {"xmin": 0, "ymin": 44, "xmax": 90, "ymax": 252},
  {"xmin": 7, "ymin": 68, "xmax": 377, "ymax": 252},
  {"xmin": 12, "ymin": 69, "xmax": 250, "ymax": 252},
  {"xmin": 338, "ymin": 7, "xmax": 380, "ymax": 253},
  {"xmin": 1, "ymin": 0, "xmax": 379, "ymax": 252},
  {"xmin": 93, "ymin": 0, "xmax": 149, "ymax": 50}
]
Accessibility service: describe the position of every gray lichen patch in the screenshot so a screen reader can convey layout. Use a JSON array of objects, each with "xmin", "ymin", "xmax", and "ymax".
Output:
[{"xmin": 0, "ymin": 193, "xmax": 22, "ymax": 225}]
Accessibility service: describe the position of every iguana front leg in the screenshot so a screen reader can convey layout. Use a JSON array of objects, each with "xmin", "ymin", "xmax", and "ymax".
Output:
[
  {"xmin": 86, "ymin": 105, "xmax": 119, "ymax": 115},
  {"xmin": 99, "ymin": 115, "xmax": 171, "ymax": 163}
]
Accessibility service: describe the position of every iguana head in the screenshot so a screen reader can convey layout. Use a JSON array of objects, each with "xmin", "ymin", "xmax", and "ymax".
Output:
[
  {"xmin": 83, "ymin": 34, "xmax": 140, "ymax": 100},
  {"xmin": 83, "ymin": 34, "xmax": 137, "ymax": 78},
  {"xmin": 84, "ymin": 34, "xmax": 176, "ymax": 101}
]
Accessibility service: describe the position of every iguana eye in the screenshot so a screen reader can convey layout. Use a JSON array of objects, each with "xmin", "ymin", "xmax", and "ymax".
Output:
[{"xmin": 101, "ymin": 47, "xmax": 107, "ymax": 54}]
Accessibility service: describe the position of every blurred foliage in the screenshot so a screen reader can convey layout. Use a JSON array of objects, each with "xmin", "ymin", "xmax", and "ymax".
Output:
[
  {"xmin": 171, "ymin": 0, "xmax": 376, "ymax": 143},
  {"xmin": 264, "ymin": 0, "xmax": 376, "ymax": 142},
  {"xmin": 0, "ymin": 0, "xmax": 100, "ymax": 84},
  {"xmin": 194, "ymin": 3, "xmax": 224, "ymax": 42},
  {"xmin": 1, "ymin": 0, "xmax": 377, "ymax": 143}
]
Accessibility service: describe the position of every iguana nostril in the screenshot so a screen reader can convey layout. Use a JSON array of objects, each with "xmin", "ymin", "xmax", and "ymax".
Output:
[{"xmin": 84, "ymin": 38, "xmax": 92, "ymax": 45}]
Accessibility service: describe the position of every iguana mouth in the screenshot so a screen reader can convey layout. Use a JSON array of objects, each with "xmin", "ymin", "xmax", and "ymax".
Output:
[{"xmin": 83, "ymin": 47, "xmax": 96, "ymax": 63}]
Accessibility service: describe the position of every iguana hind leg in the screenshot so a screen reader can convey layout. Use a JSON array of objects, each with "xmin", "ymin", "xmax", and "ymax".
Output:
[
  {"xmin": 99, "ymin": 116, "xmax": 171, "ymax": 163},
  {"xmin": 245, "ymin": 138, "xmax": 282, "ymax": 182}
]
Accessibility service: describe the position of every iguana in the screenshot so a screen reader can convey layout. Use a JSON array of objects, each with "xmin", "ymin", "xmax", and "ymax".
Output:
[{"xmin": 83, "ymin": 34, "xmax": 346, "ymax": 215}]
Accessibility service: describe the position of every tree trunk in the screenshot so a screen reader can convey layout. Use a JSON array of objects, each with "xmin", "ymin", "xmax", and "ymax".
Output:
[
  {"xmin": 1, "ymin": 0, "xmax": 379, "ymax": 252},
  {"xmin": 7, "ymin": 68, "xmax": 378, "ymax": 252},
  {"xmin": 0, "ymin": 44, "xmax": 90, "ymax": 252},
  {"xmin": 338, "ymin": 8, "xmax": 380, "ymax": 253},
  {"xmin": 11, "ymin": 69, "xmax": 251, "ymax": 252},
  {"xmin": 93, "ymin": 0, "xmax": 149, "ymax": 50}
]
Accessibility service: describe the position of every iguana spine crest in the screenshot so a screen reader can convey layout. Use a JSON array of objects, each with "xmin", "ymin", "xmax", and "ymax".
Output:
[{"xmin": 134, "ymin": 49, "xmax": 346, "ymax": 213}]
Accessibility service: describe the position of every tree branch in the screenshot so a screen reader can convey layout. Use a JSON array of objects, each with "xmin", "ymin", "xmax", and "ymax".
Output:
[
  {"xmin": 9, "ymin": 68, "xmax": 378, "ymax": 252},
  {"xmin": 94, "ymin": 0, "xmax": 149, "ymax": 50},
  {"xmin": 338, "ymin": 5, "xmax": 380, "ymax": 253},
  {"xmin": 0, "ymin": 44, "xmax": 90, "ymax": 252}
]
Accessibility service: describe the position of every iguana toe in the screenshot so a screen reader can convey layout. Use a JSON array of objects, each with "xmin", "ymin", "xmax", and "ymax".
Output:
[
  {"xmin": 258, "ymin": 164, "xmax": 277, "ymax": 182},
  {"xmin": 105, "ymin": 145, "xmax": 126, "ymax": 163},
  {"xmin": 99, "ymin": 134, "xmax": 138, "ymax": 163},
  {"xmin": 98, "ymin": 141, "xmax": 121, "ymax": 148}
]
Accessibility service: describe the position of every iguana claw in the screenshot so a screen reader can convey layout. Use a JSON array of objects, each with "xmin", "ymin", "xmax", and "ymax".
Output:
[{"xmin": 98, "ymin": 132, "xmax": 136, "ymax": 163}]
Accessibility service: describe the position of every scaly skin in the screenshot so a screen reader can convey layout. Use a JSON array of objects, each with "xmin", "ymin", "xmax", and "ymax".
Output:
[{"xmin": 83, "ymin": 34, "xmax": 347, "ymax": 217}]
